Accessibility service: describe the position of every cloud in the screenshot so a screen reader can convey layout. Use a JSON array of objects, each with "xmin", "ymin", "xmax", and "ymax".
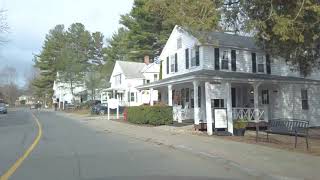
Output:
[{"xmin": 0, "ymin": 0, "xmax": 133, "ymax": 87}]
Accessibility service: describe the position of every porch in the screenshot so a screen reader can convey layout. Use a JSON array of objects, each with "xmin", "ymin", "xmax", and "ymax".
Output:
[{"xmin": 136, "ymin": 70, "xmax": 313, "ymax": 135}]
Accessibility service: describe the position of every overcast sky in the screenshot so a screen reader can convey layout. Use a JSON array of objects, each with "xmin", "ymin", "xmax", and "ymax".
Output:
[{"xmin": 0, "ymin": 0, "xmax": 133, "ymax": 87}]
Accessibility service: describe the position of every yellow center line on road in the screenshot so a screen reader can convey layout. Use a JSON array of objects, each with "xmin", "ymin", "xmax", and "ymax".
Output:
[{"xmin": 0, "ymin": 113, "xmax": 42, "ymax": 180}]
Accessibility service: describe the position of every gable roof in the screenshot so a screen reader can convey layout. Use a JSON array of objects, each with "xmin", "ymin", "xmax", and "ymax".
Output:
[
  {"xmin": 174, "ymin": 25, "xmax": 260, "ymax": 50},
  {"xmin": 203, "ymin": 31, "xmax": 259, "ymax": 50},
  {"xmin": 117, "ymin": 61, "xmax": 146, "ymax": 79}
]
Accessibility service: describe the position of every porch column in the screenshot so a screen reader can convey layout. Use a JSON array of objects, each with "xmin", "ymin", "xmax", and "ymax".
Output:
[
  {"xmin": 253, "ymin": 83, "xmax": 260, "ymax": 122},
  {"xmin": 193, "ymin": 81, "xmax": 200, "ymax": 125},
  {"xmin": 205, "ymin": 82, "xmax": 213, "ymax": 135},
  {"xmin": 225, "ymin": 82, "xmax": 233, "ymax": 134},
  {"xmin": 168, "ymin": 85, "xmax": 172, "ymax": 106},
  {"xmin": 150, "ymin": 88, "xmax": 154, "ymax": 106}
]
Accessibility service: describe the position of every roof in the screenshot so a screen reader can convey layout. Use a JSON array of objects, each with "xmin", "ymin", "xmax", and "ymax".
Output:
[
  {"xmin": 137, "ymin": 70, "xmax": 320, "ymax": 89},
  {"xmin": 177, "ymin": 25, "xmax": 260, "ymax": 50},
  {"xmin": 203, "ymin": 32, "xmax": 259, "ymax": 50},
  {"xmin": 117, "ymin": 61, "xmax": 146, "ymax": 79}
]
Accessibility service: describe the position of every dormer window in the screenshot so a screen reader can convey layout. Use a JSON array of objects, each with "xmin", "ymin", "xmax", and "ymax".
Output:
[
  {"xmin": 114, "ymin": 74, "xmax": 122, "ymax": 85},
  {"xmin": 221, "ymin": 50, "xmax": 229, "ymax": 70},
  {"xmin": 177, "ymin": 37, "xmax": 182, "ymax": 49}
]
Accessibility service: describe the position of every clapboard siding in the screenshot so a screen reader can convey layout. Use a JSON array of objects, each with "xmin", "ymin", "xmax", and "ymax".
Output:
[
  {"xmin": 160, "ymin": 26, "xmax": 320, "ymax": 81},
  {"xmin": 272, "ymin": 84, "xmax": 320, "ymax": 126}
]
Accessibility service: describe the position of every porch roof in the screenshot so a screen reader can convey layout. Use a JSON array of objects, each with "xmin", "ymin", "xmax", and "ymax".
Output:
[{"xmin": 137, "ymin": 70, "xmax": 320, "ymax": 89}]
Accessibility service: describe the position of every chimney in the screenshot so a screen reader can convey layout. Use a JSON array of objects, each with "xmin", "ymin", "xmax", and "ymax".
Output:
[{"xmin": 144, "ymin": 55, "xmax": 150, "ymax": 65}]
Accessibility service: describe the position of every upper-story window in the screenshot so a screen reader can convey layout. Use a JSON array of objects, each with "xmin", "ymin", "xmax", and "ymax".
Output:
[
  {"xmin": 154, "ymin": 74, "xmax": 158, "ymax": 81},
  {"xmin": 170, "ymin": 55, "xmax": 175, "ymax": 72},
  {"xmin": 221, "ymin": 50, "xmax": 229, "ymax": 70},
  {"xmin": 114, "ymin": 74, "xmax": 122, "ymax": 85},
  {"xmin": 191, "ymin": 46, "xmax": 200, "ymax": 67},
  {"xmin": 257, "ymin": 55, "xmax": 265, "ymax": 73},
  {"xmin": 177, "ymin": 37, "xmax": 182, "ymax": 49}
]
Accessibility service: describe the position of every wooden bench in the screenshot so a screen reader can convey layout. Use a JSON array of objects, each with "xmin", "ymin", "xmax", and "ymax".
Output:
[{"xmin": 265, "ymin": 119, "xmax": 310, "ymax": 149}]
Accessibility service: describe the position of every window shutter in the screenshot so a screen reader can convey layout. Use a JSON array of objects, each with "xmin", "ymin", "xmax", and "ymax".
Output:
[
  {"xmin": 214, "ymin": 48, "xmax": 220, "ymax": 70},
  {"xmin": 175, "ymin": 53, "xmax": 178, "ymax": 72},
  {"xmin": 231, "ymin": 50, "xmax": 236, "ymax": 71},
  {"xmin": 252, "ymin": 53, "xmax": 256, "ymax": 73},
  {"xmin": 185, "ymin": 48, "xmax": 189, "ymax": 69},
  {"xmin": 127, "ymin": 92, "xmax": 130, "ymax": 102},
  {"xmin": 195, "ymin": 46, "xmax": 200, "ymax": 66},
  {"xmin": 266, "ymin": 54, "xmax": 271, "ymax": 74},
  {"xmin": 166, "ymin": 57, "xmax": 169, "ymax": 74}
]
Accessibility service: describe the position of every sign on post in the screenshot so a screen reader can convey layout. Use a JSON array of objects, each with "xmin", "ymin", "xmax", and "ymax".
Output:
[{"xmin": 107, "ymin": 98, "xmax": 119, "ymax": 120}]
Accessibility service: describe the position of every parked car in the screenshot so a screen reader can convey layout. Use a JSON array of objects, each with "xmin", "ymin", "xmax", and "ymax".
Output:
[
  {"xmin": 0, "ymin": 103, "xmax": 7, "ymax": 114},
  {"xmin": 91, "ymin": 103, "xmax": 108, "ymax": 115},
  {"xmin": 30, "ymin": 104, "xmax": 36, "ymax": 109}
]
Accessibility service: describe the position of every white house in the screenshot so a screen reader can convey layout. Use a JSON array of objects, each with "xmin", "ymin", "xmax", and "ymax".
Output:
[
  {"xmin": 105, "ymin": 57, "xmax": 159, "ymax": 106},
  {"xmin": 52, "ymin": 72, "xmax": 87, "ymax": 109},
  {"xmin": 137, "ymin": 25, "xmax": 320, "ymax": 135}
]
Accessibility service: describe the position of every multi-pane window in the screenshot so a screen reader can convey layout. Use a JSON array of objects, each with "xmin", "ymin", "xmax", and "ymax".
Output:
[
  {"xmin": 177, "ymin": 37, "xmax": 182, "ymax": 49},
  {"xmin": 213, "ymin": 99, "xmax": 224, "ymax": 108},
  {"xmin": 191, "ymin": 46, "xmax": 200, "ymax": 67},
  {"xmin": 262, "ymin": 90, "xmax": 269, "ymax": 104},
  {"xmin": 221, "ymin": 50, "xmax": 229, "ymax": 70},
  {"xmin": 130, "ymin": 92, "xmax": 135, "ymax": 102},
  {"xmin": 257, "ymin": 55, "xmax": 265, "ymax": 73},
  {"xmin": 301, "ymin": 89, "xmax": 309, "ymax": 110},
  {"xmin": 170, "ymin": 55, "xmax": 175, "ymax": 72},
  {"xmin": 114, "ymin": 74, "xmax": 121, "ymax": 85},
  {"xmin": 185, "ymin": 88, "xmax": 190, "ymax": 103}
]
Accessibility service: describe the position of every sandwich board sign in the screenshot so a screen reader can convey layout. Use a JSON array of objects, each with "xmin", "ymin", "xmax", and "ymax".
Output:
[
  {"xmin": 107, "ymin": 98, "xmax": 119, "ymax": 120},
  {"xmin": 214, "ymin": 108, "xmax": 228, "ymax": 128}
]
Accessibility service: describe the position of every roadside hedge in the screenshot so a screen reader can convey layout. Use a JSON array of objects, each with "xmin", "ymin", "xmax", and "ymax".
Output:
[{"xmin": 127, "ymin": 105, "xmax": 173, "ymax": 126}]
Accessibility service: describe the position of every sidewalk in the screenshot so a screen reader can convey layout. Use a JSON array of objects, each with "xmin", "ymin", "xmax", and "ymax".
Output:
[{"xmin": 63, "ymin": 113, "xmax": 320, "ymax": 180}]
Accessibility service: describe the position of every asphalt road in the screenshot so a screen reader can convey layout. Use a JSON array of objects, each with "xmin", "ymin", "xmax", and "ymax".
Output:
[{"xmin": 0, "ymin": 108, "xmax": 257, "ymax": 180}]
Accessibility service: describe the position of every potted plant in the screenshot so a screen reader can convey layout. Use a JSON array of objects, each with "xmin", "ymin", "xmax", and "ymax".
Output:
[{"xmin": 233, "ymin": 118, "xmax": 248, "ymax": 136}]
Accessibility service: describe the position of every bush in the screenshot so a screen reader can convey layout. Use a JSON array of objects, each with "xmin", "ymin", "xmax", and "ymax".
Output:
[{"xmin": 127, "ymin": 105, "xmax": 173, "ymax": 126}]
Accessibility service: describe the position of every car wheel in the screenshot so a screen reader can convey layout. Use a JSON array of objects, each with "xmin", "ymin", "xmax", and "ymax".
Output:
[{"xmin": 99, "ymin": 110, "xmax": 105, "ymax": 115}]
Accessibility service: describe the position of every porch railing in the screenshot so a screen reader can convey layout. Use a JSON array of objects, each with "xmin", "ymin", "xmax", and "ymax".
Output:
[{"xmin": 232, "ymin": 108, "xmax": 266, "ymax": 122}]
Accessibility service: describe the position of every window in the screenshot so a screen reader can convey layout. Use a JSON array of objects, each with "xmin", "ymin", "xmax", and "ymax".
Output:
[
  {"xmin": 190, "ymin": 89, "xmax": 194, "ymax": 108},
  {"xmin": 257, "ymin": 55, "xmax": 264, "ymax": 73},
  {"xmin": 231, "ymin": 50, "xmax": 236, "ymax": 71},
  {"xmin": 185, "ymin": 48, "xmax": 189, "ymax": 69},
  {"xmin": 213, "ymin": 99, "xmax": 224, "ymax": 108},
  {"xmin": 174, "ymin": 53, "xmax": 178, "ymax": 72},
  {"xmin": 166, "ymin": 57, "xmax": 169, "ymax": 74},
  {"xmin": 266, "ymin": 54, "xmax": 271, "ymax": 74},
  {"xmin": 130, "ymin": 92, "xmax": 135, "ymax": 102},
  {"xmin": 181, "ymin": 88, "xmax": 185, "ymax": 108},
  {"xmin": 170, "ymin": 55, "xmax": 175, "ymax": 72},
  {"xmin": 114, "ymin": 74, "xmax": 121, "ymax": 85},
  {"xmin": 252, "ymin": 53, "xmax": 257, "ymax": 73},
  {"xmin": 214, "ymin": 48, "xmax": 220, "ymax": 70},
  {"xmin": 262, "ymin": 90, "xmax": 269, "ymax": 104},
  {"xmin": 185, "ymin": 88, "xmax": 189, "ymax": 102},
  {"xmin": 146, "ymin": 80, "xmax": 150, "ymax": 84},
  {"xmin": 191, "ymin": 46, "xmax": 200, "ymax": 67},
  {"xmin": 221, "ymin": 50, "xmax": 229, "ymax": 70},
  {"xmin": 177, "ymin": 37, "xmax": 182, "ymax": 49},
  {"xmin": 154, "ymin": 74, "xmax": 158, "ymax": 81},
  {"xmin": 301, "ymin": 89, "xmax": 309, "ymax": 110}
]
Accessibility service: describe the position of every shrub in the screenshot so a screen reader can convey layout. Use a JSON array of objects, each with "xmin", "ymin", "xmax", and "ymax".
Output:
[{"xmin": 127, "ymin": 105, "xmax": 173, "ymax": 126}]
